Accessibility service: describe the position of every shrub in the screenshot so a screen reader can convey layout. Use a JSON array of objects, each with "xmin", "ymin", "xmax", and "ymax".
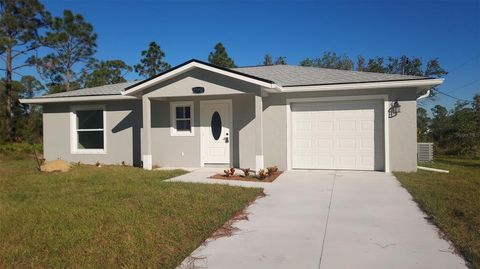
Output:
[
  {"xmin": 258, "ymin": 169, "xmax": 268, "ymax": 180},
  {"xmin": 0, "ymin": 143, "xmax": 42, "ymax": 156},
  {"xmin": 241, "ymin": 168, "xmax": 251, "ymax": 177},
  {"xmin": 267, "ymin": 166, "xmax": 278, "ymax": 175}
]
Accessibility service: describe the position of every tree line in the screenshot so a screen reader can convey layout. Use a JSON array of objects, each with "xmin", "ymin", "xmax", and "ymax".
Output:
[
  {"xmin": 3, "ymin": 0, "xmax": 477, "ymax": 159},
  {"xmin": 418, "ymin": 96, "xmax": 480, "ymax": 157}
]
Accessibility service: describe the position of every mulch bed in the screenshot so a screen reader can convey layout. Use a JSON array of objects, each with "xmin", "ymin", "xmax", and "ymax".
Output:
[{"xmin": 209, "ymin": 171, "xmax": 283, "ymax": 183}]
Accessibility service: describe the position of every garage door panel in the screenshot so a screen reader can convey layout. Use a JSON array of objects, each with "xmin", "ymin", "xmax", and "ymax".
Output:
[{"xmin": 291, "ymin": 100, "xmax": 384, "ymax": 171}]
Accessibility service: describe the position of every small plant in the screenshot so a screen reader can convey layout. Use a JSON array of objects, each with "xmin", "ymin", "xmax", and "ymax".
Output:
[
  {"xmin": 258, "ymin": 169, "xmax": 268, "ymax": 180},
  {"xmin": 267, "ymin": 166, "xmax": 278, "ymax": 175},
  {"xmin": 241, "ymin": 168, "xmax": 251, "ymax": 177}
]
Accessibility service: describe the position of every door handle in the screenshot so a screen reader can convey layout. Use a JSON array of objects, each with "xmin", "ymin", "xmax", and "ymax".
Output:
[{"xmin": 224, "ymin": 137, "xmax": 229, "ymax": 143}]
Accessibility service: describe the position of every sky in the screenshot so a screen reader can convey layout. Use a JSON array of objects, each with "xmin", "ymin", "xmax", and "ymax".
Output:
[{"xmin": 29, "ymin": 0, "xmax": 480, "ymax": 110}]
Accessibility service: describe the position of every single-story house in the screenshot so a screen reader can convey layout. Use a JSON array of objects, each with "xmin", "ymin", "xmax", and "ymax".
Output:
[{"xmin": 21, "ymin": 59, "xmax": 443, "ymax": 172}]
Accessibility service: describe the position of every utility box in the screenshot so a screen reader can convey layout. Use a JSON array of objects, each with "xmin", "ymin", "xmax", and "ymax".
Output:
[{"xmin": 417, "ymin": 143, "xmax": 434, "ymax": 162}]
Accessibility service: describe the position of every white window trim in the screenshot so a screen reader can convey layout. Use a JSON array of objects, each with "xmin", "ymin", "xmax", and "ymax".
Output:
[
  {"xmin": 170, "ymin": 101, "xmax": 195, "ymax": 136},
  {"xmin": 70, "ymin": 104, "xmax": 107, "ymax": 154}
]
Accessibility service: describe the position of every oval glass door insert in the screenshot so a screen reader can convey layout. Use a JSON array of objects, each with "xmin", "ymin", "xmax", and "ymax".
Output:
[{"xmin": 211, "ymin": 111, "xmax": 222, "ymax": 140}]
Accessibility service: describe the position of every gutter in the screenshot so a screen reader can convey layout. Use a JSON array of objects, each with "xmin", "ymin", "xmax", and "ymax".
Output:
[
  {"xmin": 20, "ymin": 94, "xmax": 138, "ymax": 104},
  {"xmin": 277, "ymin": 78, "xmax": 444, "ymax": 93}
]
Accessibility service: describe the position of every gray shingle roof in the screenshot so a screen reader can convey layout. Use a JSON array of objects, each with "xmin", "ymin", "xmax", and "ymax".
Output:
[
  {"xmin": 39, "ymin": 81, "xmax": 137, "ymax": 98},
  {"xmin": 36, "ymin": 62, "xmax": 430, "ymax": 99},
  {"xmin": 232, "ymin": 65, "xmax": 429, "ymax": 87}
]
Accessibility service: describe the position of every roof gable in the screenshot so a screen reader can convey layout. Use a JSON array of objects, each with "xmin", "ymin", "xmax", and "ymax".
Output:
[{"xmin": 122, "ymin": 59, "xmax": 277, "ymax": 96}]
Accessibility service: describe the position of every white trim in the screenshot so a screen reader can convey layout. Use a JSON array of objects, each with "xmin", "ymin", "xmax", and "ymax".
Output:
[
  {"xmin": 20, "ymin": 95, "xmax": 138, "ymax": 104},
  {"xmin": 200, "ymin": 99, "xmax": 233, "ymax": 167},
  {"xmin": 256, "ymin": 155, "xmax": 264, "ymax": 171},
  {"xmin": 142, "ymin": 154, "xmax": 152, "ymax": 170},
  {"xmin": 70, "ymin": 104, "xmax": 107, "ymax": 155},
  {"xmin": 170, "ymin": 101, "xmax": 195, "ymax": 136},
  {"xmin": 122, "ymin": 61, "xmax": 278, "ymax": 96},
  {"xmin": 286, "ymin": 95, "xmax": 390, "ymax": 172},
  {"xmin": 281, "ymin": 78, "xmax": 444, "ymax": 92}
]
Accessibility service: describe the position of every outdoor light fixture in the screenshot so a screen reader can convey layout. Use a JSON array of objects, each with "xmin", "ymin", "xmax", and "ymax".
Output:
[{"xmin": 389, "ymin": 100, "xmax": 401, "ymax": 118}]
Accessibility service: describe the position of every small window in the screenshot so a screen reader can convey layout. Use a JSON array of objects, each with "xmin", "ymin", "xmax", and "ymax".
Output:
[
  {"xmin": 171, "ymin": 102, "xmax": 194, "ymax": 136},
  {"xmin": 211, "ymin": 111, "xmax": 222, "ymax": 140},
  {"xmin": 71, "ymin": 106, "xmax": 106, "ymax": 154}
]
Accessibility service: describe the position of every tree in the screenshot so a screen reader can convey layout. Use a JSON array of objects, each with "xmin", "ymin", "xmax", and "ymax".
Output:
[
  {"xmin": 386, "ymin": 56, "xmax": 423, "ymax": 76},
  {"xmin": 0, "ymin": 0, "xmax": 49, "ymax": 141},
  {"xmin": 299, "ymin": 58, "xmax": 314, "ymax": 67},
  {"xmin": 430, "ymin": 105, "xmax": 453, "ymax": 154},
  {"xmin": 82, "ymin": 59, "xmax": 132, "ymax": 88},
  {"xmin": 263, "ymin": 54, "xmax": 273, "ymax": 66},
  {"xmin": 299, "ymin": 52, "xmax": 353, "ymax": 70},
  {"xmin": 35, "ymin": 10, "xmax": 97, "ymax": 93},
  {"xmin": 425, "ymin": 58, "xmax": 448, "ymax": 78},
  {"xmin": 134, "ymin": 41, "xmax": 171, "ymax": 78},
  {"xmin": 208, "ymin": 42, "xmax": 236, "ymax": 68},
  {"xmin": 417, "ymin": 107, "xmax": 431, "ymax": 142},
  {"xmin": 364, "ymin": 57, "xmax": 386, "ymax": 73},
  {"xmin": 450, "ymin": 101, "xmax": 478, "ymax": 156},
  {"xmin": 357, "ymin": 55, "xmax": 366, "ymax": 71},
  {"xmin": 16, "ymin": 76, "xmax": 44, "ymax": 142},
  {"xmin": 274, "ymin": 56, "xmax": 287, "ymax": 65},
  {"xmin": 0, "ymin": 76, "xmax": 44, "ymax": 143}
]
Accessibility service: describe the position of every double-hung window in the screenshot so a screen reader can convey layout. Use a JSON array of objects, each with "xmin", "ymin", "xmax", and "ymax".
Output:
[
  {"xmin": 71, "ymin": 105, "xmax": 106, "ymax": 154},
  {"xmin": 170, "ymin": 101, "xmax": 194, "ymax": 136}
]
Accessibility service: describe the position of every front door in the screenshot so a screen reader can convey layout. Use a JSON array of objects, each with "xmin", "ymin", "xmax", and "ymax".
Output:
[{"xmin": 200, "ymin": 100, "xmax": 232, "ymax": 165}]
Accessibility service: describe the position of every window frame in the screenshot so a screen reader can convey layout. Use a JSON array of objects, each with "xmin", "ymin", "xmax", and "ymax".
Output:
[
  {"xmin": 170, "ymin": 101, "xmax": 194, "ymax": 136},
  {"xmin": 70, "ymin": 105, "xmax": 107, "ymax": 154}
]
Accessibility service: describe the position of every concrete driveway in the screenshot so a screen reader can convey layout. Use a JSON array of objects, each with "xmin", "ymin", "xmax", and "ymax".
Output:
[{"xmin": 172, "ymin": 170, "xmax": 467, "ymax": 269}]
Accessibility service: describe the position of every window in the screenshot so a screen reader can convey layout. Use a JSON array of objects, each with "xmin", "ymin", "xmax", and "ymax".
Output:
[
  {"xmin": 170, "ymin": 101, "xmax": 194, "ymax": 136},
  {"xmin": 71, "ymin": 105, "xmax": 106, "ymax": 154}
]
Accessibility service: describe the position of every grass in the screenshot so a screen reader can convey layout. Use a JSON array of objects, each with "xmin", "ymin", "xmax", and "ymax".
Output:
[
  {"xmin": 394, "ymin": 157, "xmax": 480, "ymax": 269},
  {"xmin": 0, "ymin": 156, "xmax": 263, "ymax": 268}
]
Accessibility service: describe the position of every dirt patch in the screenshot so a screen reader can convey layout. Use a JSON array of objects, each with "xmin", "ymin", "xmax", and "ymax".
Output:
[
  {"xmin": 208, "ymin": 190, "xmax": 266, "ymax": 241},
  {"xmin": 180, "ymin": 191, "xmax": 266, "ymax": 269},
  {"xmin": 40, "ymin": 159, "xmax": 71, "ymax": 172},
  {"xmin": 209, "ymin": 171, "xmax": 282, "ymax": 183}
]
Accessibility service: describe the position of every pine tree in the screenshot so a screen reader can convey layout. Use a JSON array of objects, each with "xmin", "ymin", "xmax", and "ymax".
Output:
[
  {"xmin": 134, "ymin": 41, "xmax": 171, "ymax": 78},
  {"xmin": 208, "ymin": 42, "xmax": 236, "ymax": 68}
]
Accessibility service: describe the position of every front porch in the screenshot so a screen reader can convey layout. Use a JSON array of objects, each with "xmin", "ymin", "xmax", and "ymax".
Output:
[{"xmin": 141, "ymin": 93, "xmax": 266, "ymax": 171}]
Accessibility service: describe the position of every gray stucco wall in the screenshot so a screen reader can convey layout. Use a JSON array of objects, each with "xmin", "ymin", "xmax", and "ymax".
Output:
[
  {"xmin": 43, "ymin": 100, "xmax": 142, "ymax": 166},
  {"xmin": 262, "ymin": 88, "xmax": 418, "ymax": 172},
  {"xmin": 149, "ymin": 94, "xmax": 257, "ymax": 168}
]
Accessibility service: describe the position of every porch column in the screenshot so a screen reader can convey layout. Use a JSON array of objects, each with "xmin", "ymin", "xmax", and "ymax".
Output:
[
  {"xmin": 142, "ymin": 96, "xmax": 152, "ymax": 170},
  {"xmin": 255, "ymin": 95, "xmax": 264, "ymax": 170}
]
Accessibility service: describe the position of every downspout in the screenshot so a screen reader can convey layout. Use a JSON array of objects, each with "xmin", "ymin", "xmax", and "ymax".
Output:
[{"xmin": 417, "ymin": 89, "xmax": 431, "ymax": 100}]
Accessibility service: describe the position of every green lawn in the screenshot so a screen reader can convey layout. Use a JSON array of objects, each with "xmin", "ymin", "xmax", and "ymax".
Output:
[
  {"xmin": 0, "ymin": 156, "xmax": 263, "ymax": 268},
  {"xmin": 394, "ymin": 157, "xmax": 480, "ymax": 269}
]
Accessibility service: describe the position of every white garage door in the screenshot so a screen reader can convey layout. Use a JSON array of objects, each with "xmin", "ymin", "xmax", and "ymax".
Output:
[{"xmin": 291, "ymin": 100, "xmax": 384, "ymax": 171}]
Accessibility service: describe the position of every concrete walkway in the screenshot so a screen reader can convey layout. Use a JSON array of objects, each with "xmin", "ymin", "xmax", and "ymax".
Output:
[{"xmin": 171, "ymin": 169, "xmax": 467, "ymax": 269}]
